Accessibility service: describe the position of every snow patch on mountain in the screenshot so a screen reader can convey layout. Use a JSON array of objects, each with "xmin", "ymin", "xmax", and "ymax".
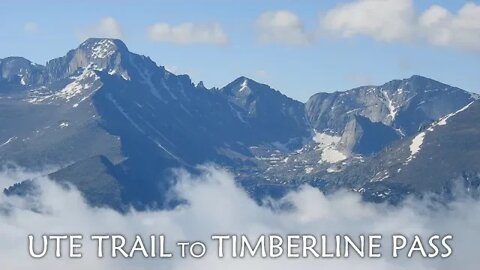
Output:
[
  {"xmin": 437, "ymin": 101, "xmax": 474, "ymax": 126},
  {"xmin": 27, "ymin": 67, "xmax": 101, "ymax": 104},
  {"xmin": 239, "ymin": 79, "xmax": 249, "ymax": 93},
  {"xmin": 59, "ymin": 121, "xmax": 70, "ymax": 128},
  {"xmin": 90, "ymin": 39, "xmax": 116, "ymax": 59},
  {"xmin": 0, "ymin": 137, "xmax": 17, "ymax": 147},
  {"xmin": 313, "ymin": 131, "xmax": 347, "ymax": 164},
  {"xmin": 313, "ymin": 132, "xmax": 340, "ymax": 147},
  {"xmin": 108, "ymin": 69, "xmax": 130, "ymax": 81},
  {"xmin": 406, "ymin": 101, "xmax": 474, "ymax": 164},
  {"xmin": 55, "ymin": 69, "xmax": 99, "ymax": 101},
  {"xmin": 152, "ymin": 139, "xmax": 182, "ymax": 163},
  {"xmin": 406, "ymin": 131, "xmax": 425, "ymax": 163},
  {"xmin": 27, "ymin": 86, "xmax": 50, "ymax": 103},
  {"xmin": 410, "ymin": 132, "xmax": 425, "ymax": 156},
  {"xmin": 327, "ymin": 166, "xmax": 342, "ymax": 173},
  {"xmin": 372, "ymin": 170, "xmax": 390, "ymax": 182},
  {"xmin": 382, "ymin": 90, "xmax": 398, "ymax": 121},
  {"xmin": 320, "ymin": 148, "xmax": 347, "ymax": 164}
]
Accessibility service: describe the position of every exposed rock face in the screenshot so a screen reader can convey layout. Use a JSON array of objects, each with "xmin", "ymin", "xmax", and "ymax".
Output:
[
  {"xmin": 0, "ymin": 38, "xmax": 311, "ymax": 208},
  {"xmin": 367, "ymin": 100, "xmax": 480, "ymax": 193},
  {"xmin": 338, "ymin": 115, "xmax": 400, "ymax": 155},
  {"xmin": 220, "ymin": 76, "xmax": 308, "ymax": 144},
  {"xmin": 0, "ymin": 57, "xmax": 46, "ymax": 88},
  {"xmin": 306, "ymin": 75, "xmax": 473, "ymax": 136},
  {"xmin": 1, "ymin": 38, "xmax": 478, "ymax": 208},
  {"xmin": 45, "ymin": 38, "xmax": 132, "ymax": 81}
]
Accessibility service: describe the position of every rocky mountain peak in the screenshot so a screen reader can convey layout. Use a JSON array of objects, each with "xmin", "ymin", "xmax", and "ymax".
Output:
[
  {"xmin": 2, "ymin": 38, "xmax": 479, "ymax": 207},
  {"xmin": 196, "ymin": 80, "xmax": 207, "ymax": 90},
  {"xmin": 76, "ymin": 38, "xmax": 131, "ymax": 67},
  {"xmin": 307, "ymin": 75, "xmax": 474, "ymax": 135},
  {"xmin": 222, "ymin": 76, "xmax": 294, "ymax": 101},
  {"xmin": 224, "ymin": 76, "xmax": 256, "ymax": 94},
  {"xmin": 78, "ymin": 38, "xmax": 129, "ymax": 56},
  {"xmin": 45, "ymin": 38, "xmax": 132, "ymax": 81},
  {"xmin": 0, "ymin": 57, "xmax": 46, "ymax": 87}
]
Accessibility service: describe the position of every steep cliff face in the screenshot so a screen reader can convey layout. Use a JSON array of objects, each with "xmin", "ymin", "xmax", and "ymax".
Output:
[
  {"xmin": 45, "ymin": 38, "xmax": 132, "ymax": 80},
  {"xmin": 1, "ymin": 38, "xmax": 478, "ymax": 208},
  {"xmin": 366, "ymin": 101, "xmax": 480, "ymax": 192},
  {"xmin": 0, "ymin": 39, "xmax": 311, "ymax": 208},
  {"xmin": 306, "ymin": 75, "xmax": 474, "ymax": 134},
  {"xmin": 0, "ymin": 57, "xmax": 46, "ymax": 90},
  {"xmin": 338, "ymin": 115, "xmax": 400, "ymax": 155}
]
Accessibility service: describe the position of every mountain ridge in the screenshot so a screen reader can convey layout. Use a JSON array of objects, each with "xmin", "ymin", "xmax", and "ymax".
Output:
[{"xmin": 1, "ymin": 38, "xmax": 478, "ymax": 208}]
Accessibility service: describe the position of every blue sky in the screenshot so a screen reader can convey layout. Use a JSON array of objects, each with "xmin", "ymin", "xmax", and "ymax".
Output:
[{"xmin": 1, "ymin": 0, "xmax": 479, "ymax": 101}]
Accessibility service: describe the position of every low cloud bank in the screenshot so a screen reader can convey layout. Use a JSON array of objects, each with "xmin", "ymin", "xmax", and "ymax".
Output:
[{"xmin": 0, "ymin": 165, "xmax": 479, "ymax": 269}]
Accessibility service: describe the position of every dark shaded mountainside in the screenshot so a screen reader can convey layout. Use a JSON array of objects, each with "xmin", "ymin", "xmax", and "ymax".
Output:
[{"xmin": 1, "ymin": 38, "xmax": 478, "ymax": 209}]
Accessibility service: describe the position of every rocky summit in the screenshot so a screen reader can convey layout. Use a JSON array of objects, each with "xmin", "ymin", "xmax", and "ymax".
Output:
[{"xmin": 1, "ymin": 38, "xmax": 478, "ymax": 209}]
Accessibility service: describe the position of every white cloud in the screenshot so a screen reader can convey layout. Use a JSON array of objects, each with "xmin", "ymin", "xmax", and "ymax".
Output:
[
  {"xmin": 320, "ymin": 0, "xmax": 415, "ymax": 42},
  {"xmin": 255, "ymin": 11, "xmax": 311, "ymax": 46},
  {"xmin": 1, "ymin": 165, "xmax": 480, "ymax": 269},
  {"xmin": 419, "ymin": 3, "xmax": 480, "ymax": 52},
  {"xmin": 80, "ymin": 17, "xmax": 124, "ymax": 40},
  {"xmin": 23, "ymin": 22, "xmax": 40, "ymax": 34},
  {"xmin": 317, "ymin": 0, "xmax": 480, "ymax": 52},
  {"xmin": 164, "ymin": 65, "xmax": 179, "ymax": 73},
  {"xmin": 146, "ymin": 23, "xmax": 228, "ymax": 46},
  {"xmin": 255, "ymin": 69, "xmax": 269, "ymax": 78}
]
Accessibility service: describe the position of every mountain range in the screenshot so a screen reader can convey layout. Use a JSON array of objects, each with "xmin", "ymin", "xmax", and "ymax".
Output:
[{"xmin": 1, "ymin": 38, "xmax": 478, "ymax": 209}]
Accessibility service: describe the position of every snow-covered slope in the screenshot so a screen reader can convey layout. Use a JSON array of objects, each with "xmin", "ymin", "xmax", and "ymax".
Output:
[
  {"xmin": 326, "ymin": 100, "xmax": 480, "ymax": 202},
  {"xmin": 305, "ymin": 75, "xmax": 474, "ymax": 155},
  {"xmin": 1, "ymin": 38, "xmax": 478, "ymax": 208}
]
